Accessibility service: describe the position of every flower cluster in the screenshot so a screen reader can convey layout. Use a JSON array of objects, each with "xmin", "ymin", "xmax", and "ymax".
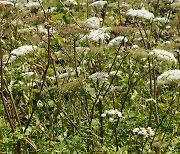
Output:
[
  {"xmin": 89, "ymin": 72, "xmax": 109, "ymax": 81},
  {"xmin": 90, "ymin": 1, "xmax": 107, "ymax": 10},
  {"xmin": 84, "ymin": 17, "xmax": 102, "ymax": 29},
  {"xmin": 22, "ymin": 72, "xmax": 34, "ymax": 77},
  {"xmin": 101, "ymin": 109, "xmax": 122, "ymax": 122},
  {"xmin": 126, "ymin": 8, "xmax": 154, "ymax": 20},
  {"xmin": 11, "ymin": 45, "xmax": 38, "ymax": 57},
  {"xmin": 110, "ymin": 86, "xmax": 122, "ymax": 92},
  {"xmin": 81, "ymin": 27, "xmax": 111, "ymax": 42},
  {"xmin": 25, "ymin": 2, "xmax": 40, "ymax": 8},
  {"xmin": 157, "ymin": 70, "xmax": 180, "ymax": 84},
  {"xmin": 108, "ymin": 36, "xmax": 128, "ymax": 47},
  {"xmin": 154, "ymin": 17, "xmax": 169, "ymax": 23},
  {"xmin": 149, "ymin": 49, "xmax": 177, "ymax": 63},
  {"xmin": 65, "ymin": 0, "xmax": 78, "ymax": 6},
  {"xmin": 133, "ymin": 127, "xmax": 155, "ymax": 138}
]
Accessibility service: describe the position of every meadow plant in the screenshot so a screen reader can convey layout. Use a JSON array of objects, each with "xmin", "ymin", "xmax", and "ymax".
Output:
[{"xmin": 0, "ymin": 0, "xmax": 179, "ymax": 153}]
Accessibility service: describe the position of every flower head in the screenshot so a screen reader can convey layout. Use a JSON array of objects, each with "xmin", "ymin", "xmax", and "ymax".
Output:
[
  {"xmin": 22, "ymin": 72, "xmax": 34, "ymax": 77},
  {"xmin": 154, "ymin": 17, "xmax": 169, "ymax": 23},
  {"xmin": 81, "ymin": 27, "xmax": 111, "ymax": 42},
  {"xmin": 102, "ymin": 109, "xmax": 122, "ymax": 118},
  {"xmin": 11, "ymin": 45, "xmax": 38, "ymax": 57},
  {"xmin": 88, "ymin": 72, "xmax": 109, "ymax": 81},
  {"xmin": 149, "ymin": 49, "xmax": 177, "ymax": 63},
  {"xmin": 157, "ymin": 70, "xmax": 180, "ymax": 84},
  {"xmin": 65, "ymin": 0, "xmax": 77, "ymax": 6},
  {"xmin": 108, "ymin": 36, "xmax": 128, "ymax": 47},
  {"xmin": 133, "ymin": 127, "xmax": 155, "ymax": 138},
  {"xmin": 84, "ymin": 17, "xmax": 102, "ymax": 29},
  {"xmin": 25, "ymin": 2, "xmax": 40, "ymax": 8},
  {"xmin": 127, "ymin": 8, "xmax": 154, "ymax": 20},
  {"xmin": 90, "ymin": 1, "xmax": 107, "ymax": 10}
]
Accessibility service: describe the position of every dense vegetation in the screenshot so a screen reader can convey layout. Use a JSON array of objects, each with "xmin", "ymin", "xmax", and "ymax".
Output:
[{"xmin": 0, "ymin": 0, "xmax": 179, "ymax": 153}]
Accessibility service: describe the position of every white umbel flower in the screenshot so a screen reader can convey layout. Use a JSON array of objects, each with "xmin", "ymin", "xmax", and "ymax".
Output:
[
  {"xmin": 25, "ymin": 2, "xmax": 40, "ymax": 8},
  {"xmin": 127, "ymin": 8, "xmax": 154, "ymax": 20},
  {"xmin": 101, "ymin": 113, "xmax": 106, "ymax": 117},
  {"xmin": 65, "ymin": 0, "xmax": 77, "ymax": 6},
  {"xmin": 110, "ymin": 86, "xmax": 122, "ymax": 92},
  {"xmin": 132, "ymin": 44, "xmax": 139, "ymax": 49},
  {"xmin": 157, "ymin": 70, "xmax": 180, "ymax": 84},
  {"xmin": 133, "ymin": 127, "xmax": 155, "ymax": 138},
  {"xmin": 22, "ymin": 72, "xmax": 34, "ymax": 77},
  {"xmin": 82, "ymin": 27, "xmax": 111, "ymax": 42},
  {"xmin": 102, "ymin": 109, "xmax": 122, "ymax": 118},
  {"xmin": 133, "ymin": 128, "xmax": 140, "ymax": 134},
  {"xmin": 84, "ymin": 17, "xmax": 102, "ymax": 29},
  {"xmin": 108, "ymin": 36, "xmax": 128, "ymax": 47},
  {"xmin": 153, "ymin": 17, "xmax": 169, "ymax": 23},
  {"xmin": 149, "ymin": 49, "xmax": 177, "ymax": 63},
  {"xmin": 89, "ymin": 72, "xmax": 109, "ymax": 81},
  {"xmin": 11, "ymin": 45, "xmax": 38, "ymax": 56},
  {"xmin": 90, "ymin": 1, "xmax": 107, "ymax": 10}
]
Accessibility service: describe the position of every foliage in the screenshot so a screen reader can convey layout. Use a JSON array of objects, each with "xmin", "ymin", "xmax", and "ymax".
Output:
[{"xmin": 0, "ymin": 0, "xmax": 179, "ymax": 153}]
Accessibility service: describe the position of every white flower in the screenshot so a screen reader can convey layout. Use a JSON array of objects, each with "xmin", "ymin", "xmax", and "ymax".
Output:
[
  {"xmin": 149, "ymin": 49, "xmax": 177, "ymax": 63},
  {"xmin": 110, "ymin": 86, "xmax": 122, "ymax": 92},
  {"xmin": 88, "ymin": 72, "xmax": 109, "ymax": 81},
  {"xmin": 11, "ymin": 45, "xmax": 38, "ymax": 57},
  {"xmin": 133, "ymin": 127, "xmax": 155, "ymax": 137},
  {"xmin": 157, "ymin": 70, "xmax": 180, "ymax": 84},
  {"xmin": 84, "ymin": 17, "xmax": 102, "ymax": 29},
  {"xmin": 9, "ymin": 55, "xmax": 17, "ymax": 62},
  {"xmin": 102, "ymin": 109, "xmax": 122, "ymax": 118},
  {"xmin": 65, "ymin": 0, "xmax": 77, "ymax": 6},
  {"xmin": 162, "ymin": 41, "xmax": 171, "ymax": 46},
  {"xmin": 101, "ymin": 113, "xmax": 106, "ymax": 117},
  {"xmin": 109, "ymin": 71, "xmax": 121, "ymax": 77},
  {"xmin": 22, "ymin": 72, "xmax": 34, "ymax": 77},
  {"xmin": 133, "ymin": 128, "xmax": 140, "ymax": 134},
  {"xmin": 82, "ymin": 27, "xmax": 111, "ymax": 42},
  {"xmin": 109, "ymin": 117, "xmax": 114, "ymax": 122},
  {"xmin": 107, "ymin": 109, "xmax": 117, "ymax": 115},
  {"xmin": 27, "ymin": 82, "xmax": 36, "ymax": 87},
  {"xmin": 25, "ymin": 2, "xmax": 40, "ymax": 8},
  {"xmin": 154, "ymin": 17, "xmax": 169, "ymax": 23},
  {"xmin": 127, "ymin": 8, "xmax": 154, "ymax": 20},
  {"xmin": 108, "ymin": 36, "xmax": 128, "ymax": 47},
  {"xmin": 132, "ymin": 44, "xmax": 139, "ymax": 49},
  {"xmin": 117, "ymin": 112, "xmax": 122, "ymax": 117},
  {"xmin": 138, "ymin": 128, "xmax": 147, "ymax": 136},
  {"xmin": 149, "ymin": 131, "xmax": 155, "ymax": 136},
  {"xmin": 90, "ymin": 1, "xmax": 107, "ymax": 10}
]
